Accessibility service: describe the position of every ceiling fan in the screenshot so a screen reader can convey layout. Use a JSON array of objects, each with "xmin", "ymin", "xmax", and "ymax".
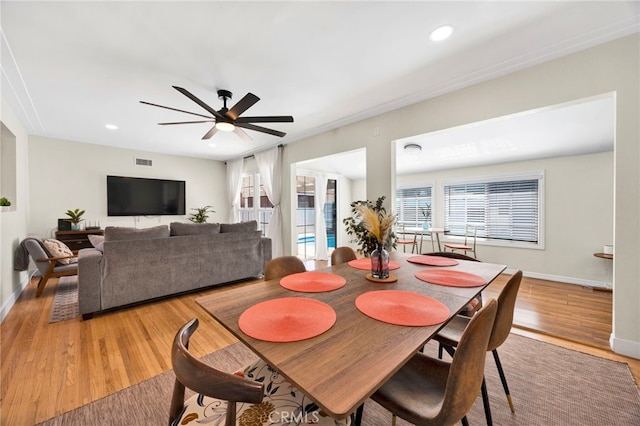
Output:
[{"xmin": 140, "ymin": 86, "xmax": 294, "ymax": 141}]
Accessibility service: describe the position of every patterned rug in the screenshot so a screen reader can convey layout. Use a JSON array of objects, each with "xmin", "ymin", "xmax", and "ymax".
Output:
[{"xmin": 49, "ymin": 276, "xmax": 79, "ymax": 323}]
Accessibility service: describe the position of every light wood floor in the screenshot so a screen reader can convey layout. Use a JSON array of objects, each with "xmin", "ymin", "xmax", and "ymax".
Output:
[{"xmin": 1, "ymin": 266, "xmax": 638, "ymax": 425}]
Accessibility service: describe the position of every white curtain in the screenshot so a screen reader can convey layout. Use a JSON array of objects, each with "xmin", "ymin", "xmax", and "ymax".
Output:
[
  {"xmin": 226, "ymin": 157, "xmax": 244, "ymax": 223},
  {"xmin": 255, "ymin": 146, "xmax": 283, "ymax": 257},
  {"xmin": 314, "ymin": 175, "xmax": 329, "ymax": 260}
]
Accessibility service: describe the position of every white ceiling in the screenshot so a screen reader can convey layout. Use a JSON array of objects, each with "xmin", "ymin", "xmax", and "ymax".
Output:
[{"xmin": 1, "ymin": 1, "xmax": 638, "ymax": 172}]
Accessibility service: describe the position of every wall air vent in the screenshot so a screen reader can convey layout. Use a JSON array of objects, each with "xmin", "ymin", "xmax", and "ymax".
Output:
[{"xmin": 135, "ymin": 157, "xmax": 153, "ymax": 167}]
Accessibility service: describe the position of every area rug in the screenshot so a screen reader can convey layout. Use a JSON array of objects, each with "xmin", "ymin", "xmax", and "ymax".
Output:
[
  {"xmin": 36, "ymin": 334, "xmax": 640, "ymax": 425},
  {"xmin": 49, "ymin": 276, "xmax": 79, "ymax": 323}
]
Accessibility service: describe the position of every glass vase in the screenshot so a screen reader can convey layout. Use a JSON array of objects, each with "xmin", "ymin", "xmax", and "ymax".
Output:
[{"xmin": 370, "ymin": 243, "xmax": 390, "ymax": 279}]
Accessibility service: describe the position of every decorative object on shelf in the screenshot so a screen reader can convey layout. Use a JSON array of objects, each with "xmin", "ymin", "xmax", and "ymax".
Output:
[
  {"xmin": 355, "ymin": 202, "xmax": 396, "ymax": 280},
  {"xmin": 343, "ymin": 196, "xmax": 397, "ymax": 256},
  {"xmin": 64, "ymin": 208, "xmax": 85, "ymax": 231},
  {"xmin": 0, "ymin": 197, "xmax": 11, "ymax": 206},
  {"xmin": 85, "ymin": 221, "xmax": 101, "ymax": 230},
  {"xmin": 187, "ymin": 205, "xmax": 215, "ymax": 223}
]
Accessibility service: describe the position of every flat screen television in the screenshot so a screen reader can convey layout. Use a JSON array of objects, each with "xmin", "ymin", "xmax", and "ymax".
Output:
[{"xmin": 107, "ymin": 175, "xmax": 186, "ymax": 216}]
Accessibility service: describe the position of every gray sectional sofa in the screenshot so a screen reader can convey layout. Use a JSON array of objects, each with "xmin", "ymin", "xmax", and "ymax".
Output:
[{"xmin": 78, "ymin": 221, "xmax": 271, "ymax": 319}]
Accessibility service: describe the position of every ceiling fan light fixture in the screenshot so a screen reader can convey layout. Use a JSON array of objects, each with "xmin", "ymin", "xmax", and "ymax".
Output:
[
  {"xmin": 404, "ymin": 143, "xmax": 422, "ymax": 156},
  {"xmin": 215, "ymin": 121, "xmax": 235, "ymax": 132}
]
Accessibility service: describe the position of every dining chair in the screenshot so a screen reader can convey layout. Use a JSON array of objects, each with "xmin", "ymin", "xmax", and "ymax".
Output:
[
  {"xmin": 170, "ymin": 318, "xmax": 351, "ymax": 426},
  {"xmin": 435, "ymin": 270, "xmax": 523, "ymax": 426},
  {"xmin": 443, "ymin": 224, "xmax": 478, "ymax": 258},
  {"xmin": 264, "ymin": 255, "xmax": 306, "ymax": 281},
  {"xmin": 396, "ymin": 224, "xmax": 417, "ymax": 253},
  {"xmin": 331, "ymin": 246, "xmax": 357, "ymax": 265},
  {"xmin": 366, "ymin": 299, "xmax": 498, "ymax": 426}
]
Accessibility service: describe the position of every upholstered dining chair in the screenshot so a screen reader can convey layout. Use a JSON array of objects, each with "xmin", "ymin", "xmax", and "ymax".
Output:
[
  {"xmin": 264, "ymin": 255, "xmax": 306, "ymax": 281},
  {"xmin": 331, "ymin": 246, "xmax": 357, "ymax": 265},
  {"xmin": 367, "ymin": 299, "xmax": 498, "ymax": 426},
  {"xmin": 443, "ymin": 224, "xmax": 478, "ymax": 258},
  {"xmin": 170, "ymin": 318, "xmax": 351, "ymax": 426},
  {"xmin": 435, "ymin": 270, "xmax": 523, "ymax": 426},
  {"xmin": 19, "ymin": 237, "xmax": 78, "ymax": 297}
]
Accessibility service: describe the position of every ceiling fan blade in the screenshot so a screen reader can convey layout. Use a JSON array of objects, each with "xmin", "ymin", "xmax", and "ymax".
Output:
[
  {"xmin": 202, "ymin": 126, "xmax": 219, "ymax": 140},
  {"xmin": 140, "ymin": 101, "xmax": 213, "ymax": 119},
  {"xmin": 234, "ymin": 127, "xmax": 252, "ymax": 141},
  {"xmin": 158, "ymin": 120, "xmax": 215, "ymax": 125},
  {"xmin": 226, "ymin": 93, "xmax": 260, "ymax": 120},
  {"xmin": 235, "ymin": 122, "xmax": 286, "ymax": 138},
  {"xmin": 172, "ymin": 86, "xmax": 225, "ymax": 119},
  {"xmin": 235, "ymin": 115, "xmax": 294, "ymax": 123}
]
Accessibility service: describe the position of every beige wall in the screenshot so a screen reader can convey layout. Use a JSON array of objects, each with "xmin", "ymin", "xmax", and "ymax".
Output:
[
  {"xmin": 27, "ymin": 136, "xmax": 229, "ymax": 238},
  {"xmin": 280, "ymin": 35, "xmax": 639, "ymax": 358},
  {"xmin": 0, "ymin": 100, "xmax": 30, "ymax": 321},
  {"xmin": 397, "ymin": 151, "xmax": 614, "ymax": 287}
]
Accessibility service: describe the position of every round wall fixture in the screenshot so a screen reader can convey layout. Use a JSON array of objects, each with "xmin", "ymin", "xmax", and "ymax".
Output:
[{"xmin": 404, "ymin": 143, "xmax": 422, "ymax": 156}]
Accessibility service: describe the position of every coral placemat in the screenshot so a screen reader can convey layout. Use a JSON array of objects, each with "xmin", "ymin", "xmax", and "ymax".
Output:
[
  {"xmin": 407, "ymin": 255, "xmax": 459, "ymax": 267},
  {"xmin": 238, "ymin": 297, "xmax": 336, "ymax": 342},
  {"xmin": 280, "ymin": 271, "xmax": 346, "ymax": 293},
  {"xmin": 347, "ymin": 258, "xmax": 401, "ymax": 270},
  {"xmin": 415, "ymin": 269, "xmax": 486, "ymax": 287},
  {"xmin": 355, "ymin": 290, "xmax": 450, "ymax": 326}
]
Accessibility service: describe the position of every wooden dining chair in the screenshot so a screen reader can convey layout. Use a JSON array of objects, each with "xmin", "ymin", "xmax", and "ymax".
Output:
[
  {"xmin": 395, "ymin": 224, "xmax": 417, "ymax": 253},
  {"xmin": 443, "ymin": 224, "xmax": 478, "ymax": 258},
  {"xmin": 435, "ymin": 270, "xmax": 523, "ymax": 426},
  {"xmin": 264, "ymin": 255, "xmax": 306, "ymax": 281},
  {"xmin": 331, "ymin": 246, "xmax": 357, "ymax": 265},
  {"xmin": 170, "ymin": 318, "xmax": 351, "ymax": 426},
  {"xmin": 366, "ymin": 299, "xmax": 498, "ymax": 426}
]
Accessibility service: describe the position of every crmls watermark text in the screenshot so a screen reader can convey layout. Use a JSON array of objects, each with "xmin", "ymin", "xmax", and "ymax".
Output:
[{"xmin": 269, "ymin": 410, "xmax": 321, "ymax": 424}]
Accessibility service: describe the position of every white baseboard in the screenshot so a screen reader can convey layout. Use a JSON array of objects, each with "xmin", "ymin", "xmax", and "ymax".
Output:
[
  {"xmin": 0, "ymin": 272, "xmax": 32, "ymax": 323},
  {"xmin": 504, "ymin": 268, "xmax": 612, "ymax": 290},
  {"xmin": 610, "ymin": 334, "xmax": 640, "ymax": 359}
]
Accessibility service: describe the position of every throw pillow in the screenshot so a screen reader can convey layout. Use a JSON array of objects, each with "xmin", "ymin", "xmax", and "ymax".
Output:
[
  {"xmin": 104, "ymin": 225, "xmax": 170, "ymax": 241},
  {"xmin": 87, "ymin": 234, "xmax": 105, "ymax": 252},
  {"xmin": 220, "ymin": 220, "xmax": 257, "ymax": 233},
  {"xmin": 43, "ymin": 239, "xmax": 75, "ymax": 265},
  {"xmin": 170, "ymin": 222, "xmax": 221, "ymax": 236}
]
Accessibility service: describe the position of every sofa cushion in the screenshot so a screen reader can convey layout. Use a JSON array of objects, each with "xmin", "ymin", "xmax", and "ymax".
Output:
[
  {"xmin": 170, "ymin": 222, "xmax": 220, "ymax": 236},
  {"xmin": 220, "ymin": 220, "xmax": 257, "ymax": 233},
  {"xmin": 87, "ymin": 234, "xmax": 105, "ymax": 252},
  {"xmin": 104, "ymin": 225, "xmax": 170, "ymax": 241},
  {"xmin": 43, "ymin": 239, "xmax": 76, "ymax": 265}
]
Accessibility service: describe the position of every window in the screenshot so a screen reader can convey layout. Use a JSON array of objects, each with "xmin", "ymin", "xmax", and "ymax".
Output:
[
  {"xmin": 443, "ymin": 173, "xmax": 542, "ymax": 244},
  {"xmin": 296, "ymin": 176, "xmax": 315, "ymax": 259},
  {"xmin": 239, "ymin": 173, "xmax": 273, "ymax": 235},
  {"xmin": 395, "ymin": 186, "xmax": 433, "ymax": 228}
]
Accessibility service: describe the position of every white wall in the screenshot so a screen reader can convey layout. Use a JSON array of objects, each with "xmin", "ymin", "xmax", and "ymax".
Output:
[
  {"xmin": 0, "ymin": 100, "xmax": 31, "ymax": 321},
  {"xmin": 397, "ymin": 151, "xmax": 614, "ymax": 287},
  {"xmin": 279, "ymin": 35, "xmax": 639, "ymax": 358},
  {"xmin": 28, "ymin": 136, "xmax": 228, "ymax": 237}
]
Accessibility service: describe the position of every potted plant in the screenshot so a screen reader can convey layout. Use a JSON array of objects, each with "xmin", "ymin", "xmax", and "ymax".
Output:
[
  {"xmin": 343, "ymin": 196, "xmax": 397, "ymax": 256},
  {"xmin": 65, "ymin": 208, "xmax": 85, "ymax": 230},
  {"xmin": 0, "ymin": 197, "xmax": 11, "ymax": 211},
  {"xmin": 188, "ymin": 206, "xmax": 215, "ymax": 223}
]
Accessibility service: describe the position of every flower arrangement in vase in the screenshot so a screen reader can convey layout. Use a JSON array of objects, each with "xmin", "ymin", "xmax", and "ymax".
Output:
[
  {"xmin": 353, "ymin": 200, "xmax": 396, "ymax": 279},
  {"xmin": 343, "ymin": 196, "xmax": 397, "ymax": 257}
]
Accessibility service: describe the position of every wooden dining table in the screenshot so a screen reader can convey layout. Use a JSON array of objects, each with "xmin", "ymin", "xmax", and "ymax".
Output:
[{"xmin": 196, "ymin": 253, "xmax": 506, "ymax": 421}]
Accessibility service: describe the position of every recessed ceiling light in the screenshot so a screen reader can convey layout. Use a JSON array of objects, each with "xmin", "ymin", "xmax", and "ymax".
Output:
[
  {"xmin": 105, "ymin": 124, "xmax": 118, "ymax": 130},
  {"xmin": 429, "ymin": 25, "xmax": 454, "ymax": 42}
]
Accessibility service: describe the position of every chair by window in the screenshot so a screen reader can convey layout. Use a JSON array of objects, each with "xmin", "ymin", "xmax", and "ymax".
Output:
[
  {"xmin": 264, "ymin": 255, "xmax": 306, "ymax": 281},
  {"xmin": 18, "ymin": 237, "xmax": 78, "ymax": 297},
  {"xmin": 444, "ymin": 224, "xmax": 477, "ymax": 258},
  {"xmin": 365, "ymin": 299, "xmax": 498, "ymax": 426},
  {"xmin": 331, "ymin": 246, "xmax": 357, "ymax": 265},
  {"xmin": 396, "ymin": 224, "xmax": 417, "ymax": 253},
  {"xmin": 170, "ymin": 318, "xmax": 350, "ymax": 426},
  {"xmin": 435, "ymin": 270, "xmax": 523, "ymax": 425}
]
